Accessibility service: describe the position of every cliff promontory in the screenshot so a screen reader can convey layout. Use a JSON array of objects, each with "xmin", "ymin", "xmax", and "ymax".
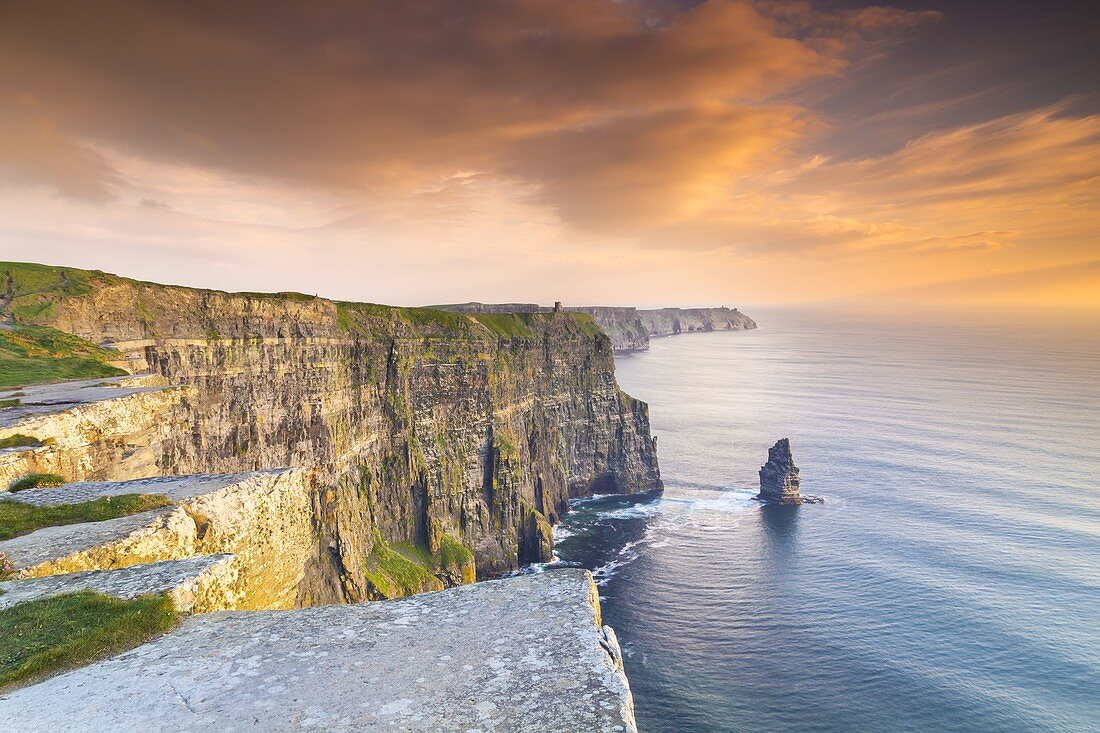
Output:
[
  {"xmin": 436, "ymin": 303, "xmax": 756, "ymax": 351},
  {"xmin": 0, "ymin": 262, "xmax": 661, "ymax": 603}
]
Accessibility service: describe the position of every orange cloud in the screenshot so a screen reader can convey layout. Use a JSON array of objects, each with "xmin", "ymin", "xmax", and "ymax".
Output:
[
  {"xmin": 0, "ymin": 1, "xmax": 1093, "ymax": 309},
  {"xmin": 0, "ymin": 0, "xmax": 918, "ymax": 208}
]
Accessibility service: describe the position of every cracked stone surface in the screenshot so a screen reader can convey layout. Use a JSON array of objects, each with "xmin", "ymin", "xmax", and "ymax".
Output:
[
  {"xmin": 0, "ymin": 468, "xmax": 313, "ymax": 610},
  {"xmin": 3, "ymin": 471, "xmax": 282, "ymax": 507},
  {"xmin": 0, "ymin": 505, "xmax": 176, "ymax": 569},
  {"xmin": 0, "ymin": 555, "xmax": 236, "ymax": 613},
  {"xmin": 0, "ymin": 569, "xmax": 637, "ymax": 733},
  {"xmin": 0, "ymin": 374, "xmax": 168, "ymax": 428}
]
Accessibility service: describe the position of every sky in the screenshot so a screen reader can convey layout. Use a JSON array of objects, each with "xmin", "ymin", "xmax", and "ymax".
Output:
[{"xmin": 0, "ymin": 0, "xmax": 1097, "ymax": 309}]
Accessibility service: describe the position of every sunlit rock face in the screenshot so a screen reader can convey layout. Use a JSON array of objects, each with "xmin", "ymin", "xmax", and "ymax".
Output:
[
  {"xmin": 11, "ymin": 269, "xmax": 661, "ymax": 603},
  {"xmin": 757, "ymin": 438, "xmax": 802, "ymax": 505}
]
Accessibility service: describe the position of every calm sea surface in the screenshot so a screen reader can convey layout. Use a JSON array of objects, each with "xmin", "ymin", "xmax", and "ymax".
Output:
[{"xmin": 554, "ymin": 308, "xmax": 1100, "ymax": 733}]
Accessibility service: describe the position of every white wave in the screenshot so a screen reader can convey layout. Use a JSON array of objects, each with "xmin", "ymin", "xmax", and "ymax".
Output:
[
  {"xmin": 552, "ymin": 525, "xmax": 575, "ymax": 541},
  {"xmin": 595, "ymin": 500, "xmax": 663, "ymax": 520},
  {"xmin": 591, "ymin": 538, "xmax": 647, "ymax": 586}
]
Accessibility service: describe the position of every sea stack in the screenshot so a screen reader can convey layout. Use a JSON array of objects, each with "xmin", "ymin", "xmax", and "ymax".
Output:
[{"xmin": 757, "ymin": 438, "xmax": 804, "ymax": 505}]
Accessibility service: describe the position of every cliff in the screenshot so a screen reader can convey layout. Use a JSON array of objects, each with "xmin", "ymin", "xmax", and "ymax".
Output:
[
  {"xmin": 0, "ymin": 262, "xmax": 661, "ymax": 603},
  {"xmin": 434, "ymin": 303, "xmax": 757, "ymax": 352},
  {"xmin": 0, "ymin": 569, "xmax": 638, "ymax": 732},
  {"xmin": 637, "ymin": 306, "xmax": 757, "ymax": 341}
]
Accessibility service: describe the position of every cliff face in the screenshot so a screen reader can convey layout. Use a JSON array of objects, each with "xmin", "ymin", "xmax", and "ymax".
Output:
[
  {"xmin": 435, "ymin": 303, "xmax": 757, "ymax": 352},
  {"xmin": 567, "ymin": 307, "xmax": 651, "ymax": 351},
  {"xmin": 637, "ymin": 307, "xmax": 756, "ymax": 340},
  {"xmin": 757, "ymin": 438, "xmax": 802, "ymax": 504},
  {"xmin": 2, "ymin": 264, "xmax": 661, "ymax": 604}
]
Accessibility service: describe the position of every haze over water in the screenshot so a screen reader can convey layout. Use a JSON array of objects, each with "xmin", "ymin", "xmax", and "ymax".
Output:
[{"xmin": 555, "ymin": 309, "xmax": 1100, "ymax": 733}]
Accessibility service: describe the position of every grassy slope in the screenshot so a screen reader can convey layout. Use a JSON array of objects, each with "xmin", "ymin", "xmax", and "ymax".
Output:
[
  {"xmin": 0, "ymin": 324, "xmax": 126, "ymax": 388},
  {"xmin": 0, "ymin": 590, "xmax": 179, "ymax": 690},
  {"xmin": 0, "ymin": 493, "xmax": 171, "ymax": 541},
  {"xmin": 1, "ymin": 260, "xmax": 597, "ymax": 343}
]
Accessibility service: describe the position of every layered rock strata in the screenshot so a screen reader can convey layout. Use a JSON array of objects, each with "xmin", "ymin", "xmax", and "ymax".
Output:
[
  {"xmin": 0, "ymin": 469, "xmax": 314, "ymax": 609},
  {"xmin": 0, "ymin": 569, "xmax": 638, "ymax": 733},
  {"xmin": 436, "ymin": 302, "xmax": 757, "ymax": 351},
  {"xmin": 0, "ymin": 555, "xmax": 238, "ymax": 614},
  {"xmin": 0, "ymin": 375, "xmax": 189, "ymax": 488},
  {"xmin": 757, "ymin": 438, "xmax": 803, "ymax": 504},
  {"xmin": 2, "ymin": 263, "xmax": 661, "ymax": 602}
]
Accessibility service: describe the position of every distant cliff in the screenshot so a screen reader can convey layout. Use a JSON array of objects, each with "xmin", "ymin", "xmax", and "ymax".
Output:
[
  {"xmin": 0, "ymin": 262, "xmax": 661, "ymax": 603},
  {"xmin": 436, "ymin": 303, "xmax": 757, "ymax": 351}
]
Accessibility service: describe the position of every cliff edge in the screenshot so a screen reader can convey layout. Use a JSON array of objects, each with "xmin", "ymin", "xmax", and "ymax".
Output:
[
  {"xmin": 435, "ymin": 302, "xmax": 757, "ymax": 351},
  {"xmin": 0, "ymin": 261, "xmax": 661, "ymax": 603}
]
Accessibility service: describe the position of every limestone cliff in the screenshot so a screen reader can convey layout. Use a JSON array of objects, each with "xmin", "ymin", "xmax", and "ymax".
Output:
[
  {"xmin": 435, "ymin": 302, "xmax": 757, "ymax": 351},
  {"xmin": 0, "ymin": 262, "xmax": 661, "ymax": 604},
  {"xmin": 637, "ymin": 306, "xmax": 757, "ymax": 341}
]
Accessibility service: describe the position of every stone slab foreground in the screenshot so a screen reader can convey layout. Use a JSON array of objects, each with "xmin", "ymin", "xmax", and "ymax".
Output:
[
  {"xmin": 0, "ymin": 374, "xmax": 168, "ymax": 428},
  {"xmin": 0, "ymin": 555, "xmax": 236, "ymax": 613},
  {"xmin": 0, "ymin": 569, "xmax": 637, "ymax": 733}
]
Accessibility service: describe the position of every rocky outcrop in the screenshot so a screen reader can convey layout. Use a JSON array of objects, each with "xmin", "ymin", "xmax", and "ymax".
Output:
[
  {"xmin": 0, "ymin": 376, "xmax": 189, "ymax": 488},
  {"xmin": 756, "ymin": 439, "xmax": 823, "ymax": 505},
  {"xmin": 0, "ymin": 555, "xmax": 239, "ymax": 615},
  {"xmin": 2, "ymin": 263, "xmax": 661, "ymax": 602},
  {"xmin": 757, "ymin": 438, "xmax": 803, "ymax": 504},
  {"xmin": 0, "ymin": 569, "xmax": 637, "ymax": 733},
  {"xmin": 0, "ymin": 469, "xmax": 315, "ymax": 609}
]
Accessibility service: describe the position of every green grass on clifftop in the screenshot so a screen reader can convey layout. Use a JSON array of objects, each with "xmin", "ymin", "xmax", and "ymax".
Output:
[
  {"xmin": 0, "ymin": 590, "xmax": 179, "ymax": 690},
  {"xmin": 471, "ymin": 313, "xmax": 535, "ymax": 339},
  {"xmin": 0, "ymin": 324, "xmax": 126, "ymax": 388},
  {"xmin": 0, "ymin": 493, "xmax": 171, "ymax": 541}
]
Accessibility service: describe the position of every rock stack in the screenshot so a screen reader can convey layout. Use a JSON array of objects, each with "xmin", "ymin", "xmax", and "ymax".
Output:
[{"xmin": 757, "ymin": 438, "xmax": 821, "ymax": 504}]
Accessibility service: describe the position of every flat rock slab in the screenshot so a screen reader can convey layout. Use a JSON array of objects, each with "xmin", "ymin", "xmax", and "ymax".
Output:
[
  {"xmin": 0, "ymin": 569, "xmax": 637, "ymax": 733},
  {"xmin": 4, "ymin": 471, "xmax": 283, "ymax": 508},
  {"xmin": 0, "ymin": 555, "xmax": 233, "ymax": 610},
  {"xmin": 0, "ymin": 375, "xmax": 168, "ymax": 428},
  {"xmin": 0, "ymin": 506, "xmax": 174, "ymax": 570}
]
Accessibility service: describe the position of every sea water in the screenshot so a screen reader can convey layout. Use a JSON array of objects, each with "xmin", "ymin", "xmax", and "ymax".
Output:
[{"xmin": 554, "ymin": 308, "xmax": 1100, "ymax": 733}]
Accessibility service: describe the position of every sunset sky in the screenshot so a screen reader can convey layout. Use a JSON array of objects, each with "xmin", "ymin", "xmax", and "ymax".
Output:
[{"xmin": 1, "ymin": 1, "xmax": 1097, "ymax": 309}]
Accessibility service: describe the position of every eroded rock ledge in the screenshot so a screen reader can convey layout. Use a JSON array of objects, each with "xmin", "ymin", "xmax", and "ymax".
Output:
[{"xmin": 0, "ymin": 569, "xmax": 638, "ymax": 733}]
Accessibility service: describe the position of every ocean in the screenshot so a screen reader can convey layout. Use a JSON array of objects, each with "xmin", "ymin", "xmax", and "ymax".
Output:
[{"xmin": 553, "ymin": 308, "xmax": 1100, "ymax": 733}]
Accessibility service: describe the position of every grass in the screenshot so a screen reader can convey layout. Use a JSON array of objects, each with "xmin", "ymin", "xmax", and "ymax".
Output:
[
  {"xmin": 0, "ymin": 324, "xmax": 126, "ymax": 388},
  {"xmin": 235, "ymin": 290, "xmax": 317, "ymax": 302},
  {"xmin": 0, "ymin": 493, "xmax": 171, "ymax": 541},
  {"xmin": 336, "ymin": 301, "xmax": 476, "ymax": 336},
  {"xmin": 0, "ymin": 435, "xmax": 41, "ymax": 450},
  {"xmin": 569, "ymin": 312, "xmax": 606, "ymax": 338},
  {"xmin": 0, "ymin": 398, "xmax": 20, "ymax": 408},
  {"xmin": 8, "ymin": 473, "xmax": 65, "ymax": 492},
  {"xmin": 472, "ymin": 313, "xmax": 535, "ymax": 339},
  {"xmin": 393, "ymin": 534, "xmax": 476, "ymax": 586},
  {"xmin": 362, "ymin": 538, "xmax": 443, "ymax": 599},
  {"xmin": 0, "ymin": 590, "xmax": 179, "ymax": 690},
  {"xmin": 437, "ymin": 534, "xmax": 475, "ymax": 571}
]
